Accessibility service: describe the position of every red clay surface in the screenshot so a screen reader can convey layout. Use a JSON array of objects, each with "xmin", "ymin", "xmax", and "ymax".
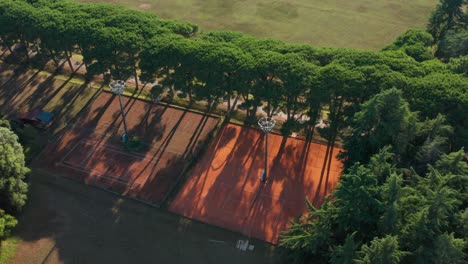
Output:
[
  {"xmin": 169, "ymin": 124, "xmax": 343, "ymax": 244},
  {"xmin": 36, "ymin": 92, "xmax": 219, "ymax": 205}
]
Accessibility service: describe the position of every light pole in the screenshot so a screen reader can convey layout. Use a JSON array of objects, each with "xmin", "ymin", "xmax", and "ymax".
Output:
[
  {"xmin": 110, "ymin": 80, "xmax": 129, "ymax": 144},
  {"xmin": 258, "ymin": 117, "xmax": 276, "ymax": 183}
]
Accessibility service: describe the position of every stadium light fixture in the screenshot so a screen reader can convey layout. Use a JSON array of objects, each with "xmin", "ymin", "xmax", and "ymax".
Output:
[
  {"xmin": 258, "ymin": 117, "xmax": 276, "ymax": 183},
  {"xmin": 110, "ymin": 80, "xmax": 129, "ymax": 144}
]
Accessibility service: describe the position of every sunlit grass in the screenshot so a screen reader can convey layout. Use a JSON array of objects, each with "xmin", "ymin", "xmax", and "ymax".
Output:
[
  {"xmin": 77, "ymin": 0, "xmax": 437, "ymax": 49},
  {"xmin": 0, "ymin": 236, "xmax": 20, "ymax": 264}
]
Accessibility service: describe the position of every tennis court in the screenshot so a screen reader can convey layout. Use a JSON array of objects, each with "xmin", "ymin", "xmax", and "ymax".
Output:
[
  {"xmin": 36, "ymin": 92, "xmax": 219, "ymax": 205},
  {"xmin": 169, "ymin": 124, "xmax": 343, "ymax": 244}
]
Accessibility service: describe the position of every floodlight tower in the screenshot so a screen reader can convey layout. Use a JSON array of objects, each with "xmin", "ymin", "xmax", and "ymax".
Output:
[
  {"xmin": 110, "ymin": 80, "xmax": 129, "ymax": 143},
  {"xmin": 258, "ymin": 117, "xmax": 276, "ymax": 183}
]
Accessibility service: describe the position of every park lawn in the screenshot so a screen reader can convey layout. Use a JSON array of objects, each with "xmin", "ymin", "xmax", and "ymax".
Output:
[
  {"xmin": 0, "ymin": 237, "xmax": 19, "ymax": 264},
  {"xmin": 76, "ymin": 0, "xmax": 437, "ymax": 49}
]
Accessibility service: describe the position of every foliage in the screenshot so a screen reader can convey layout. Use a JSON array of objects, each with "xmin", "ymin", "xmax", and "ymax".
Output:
[
  {"xmin": 448, "ymin": 55, "xmax": 468, "ymax": 75},
  {"xmin": 426, "ymin": 0, "xmax": 467, "ymax": 59},
  {"xmin": 356, "ymin": 235, "xmax": 409, "ymax": 264},
  {"xmin": 438, "ymin": 29, "xmax": 468, "ymax": 58},
  {"xmin": 340, "ymin": 88, "xmax": 418, "ymax": 168},
  {"xmin": 404, "ymin": 72, "xmax": 468, "ymax": 148},
  {"xmin": 281, "ymin": 148, "xmax": 468, "ymax": 263},
  {"xmin": 0, "ymin": 209, "xmax": 17, "ymax": 240},
  {"xmin": 9, "ymin": 124, "xmax": 42, "ymax": 162},
  {"xmin": 427, "ymin": 0, "xmax": 466, "ymax": 43},
  {"xmin": 0, "ymin": 125, "xmax": 29, "ymax": 212},
  {"xmin": 383, "ymin": 29, "xmax": 434, "ymax": 61}
]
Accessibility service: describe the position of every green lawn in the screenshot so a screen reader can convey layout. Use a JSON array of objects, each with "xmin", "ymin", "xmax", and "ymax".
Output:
[
  {"xmin": 0, "ymin": 237, "xmax": 19, "ymax": 264},
  {"xmin": 76, "ymin": 0, "xmax": 437, "ymax": 49}
]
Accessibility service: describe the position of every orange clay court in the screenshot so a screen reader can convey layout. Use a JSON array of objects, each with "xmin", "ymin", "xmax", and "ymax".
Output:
[
  {"xmin": 36, "ymin": 92, "xmax": 219, "ymax": 205},
  {"xmin": 169, "ymin": 124, "xmax": 343, "ymax": 244}
]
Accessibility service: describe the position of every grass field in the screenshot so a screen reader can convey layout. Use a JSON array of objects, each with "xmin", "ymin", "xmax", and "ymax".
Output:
[{"xmin": 76, "ymin": 0, "xmax": 437, "ymax": 49}]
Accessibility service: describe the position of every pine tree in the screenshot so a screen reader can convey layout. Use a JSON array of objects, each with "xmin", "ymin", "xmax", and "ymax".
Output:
[
  {"xmin": 331, "ymin": 232, "xmax": 360, "ymax": 264},
  {"xmin": 340, "ymin": 88, "xmax": 418, "ymax": 169},
  {"xmin": 432, "ymin": 233, "xmax": 466, "ymax": 264},
  {"xmin": 356, "ymin": 235, "xmax": 409, "ymax": 264}
]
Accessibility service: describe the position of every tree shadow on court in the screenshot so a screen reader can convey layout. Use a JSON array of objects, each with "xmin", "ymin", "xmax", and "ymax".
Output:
[
  {"xmin": 128, "ymin": 100, "xmax": 169, "ymax": 144},
  {"xmin": 164, "ymin": 123, "xmax": 238, "ymax": 209},
  {"xmin": 54, "ymin": 91, "xmax": 219, "ymax": 207},
  {"xmin": 312, "ymin": 143, "xmax": 340, "ymax": 206},
  {"xmin": 168, "ymin": 122, "xmax": 342, "ymax": 244},
  {"xmin": 169, "ymin": 124, "xmax": 271, "ymax": 235},
  {"xmin": 126, "ymin": 109, "xmax": 218, "ymax": 205}
]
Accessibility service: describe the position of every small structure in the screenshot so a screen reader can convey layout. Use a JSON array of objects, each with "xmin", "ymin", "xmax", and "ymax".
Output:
[{"xmin": 17, "ymin": 108, "xmax": 55, "ymax": 130}]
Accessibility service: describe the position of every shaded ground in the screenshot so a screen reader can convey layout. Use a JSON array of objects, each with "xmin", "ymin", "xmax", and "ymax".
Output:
[
  {"xmin": 0, "ymin": 59, "xmax": 100, "ymax": 135},
  {"xmin": 77, "ymin": 0, "xmax": 436, "ymax": 49},
  {"xmin": 36, "ymin": 92, "xmax": 219, "ymax": 206},
  {"xmin": 8, "ymin": 170, "xmax": 278, "ymax": 264},
  {"xmin": 169, "ymin": 124, "xmax": 343, "ymax": 244}
]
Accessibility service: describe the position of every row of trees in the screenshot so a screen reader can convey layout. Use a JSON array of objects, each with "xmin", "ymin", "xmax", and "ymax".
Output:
[
  {"xmin": 0, "ymin": 119, "xmax": 29, "ymax": 241},
  {"xmin": 1, "ymin": 0, "xmax": 466, "ymax": 149}
]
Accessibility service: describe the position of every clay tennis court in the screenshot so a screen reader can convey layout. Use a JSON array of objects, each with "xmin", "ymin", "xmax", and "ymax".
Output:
[
  {"xmin": 36, "ymin": 92, "xmax": 219, "ymax": 205},
  {"xmin": 169, "ymin": 124, "xmax": 343, "ymax": 244}
]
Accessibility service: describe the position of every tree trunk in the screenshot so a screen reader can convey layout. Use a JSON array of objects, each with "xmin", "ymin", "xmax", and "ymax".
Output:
[
  {"xmin": 49, "ymin": 49, "xmax": 59, "ymax": 67},
  {"xmin": 133, "ymin": 66, "xmax": 139, "ymax": 91},
  {"xmin": 226, "ymin": 94, "xmax": 240, "ymax": 120},
  {"xmin": 231, "ymin": 95, "xmax": 239, "ymax": 112},
  {"xmin": 267, "ymin": 100, "xmax": 272, "ymax": 117},
  {"xmin": 22, "ymin": 41, "xmax": 30, "ymax": 60},
  {"xmin": 65, "ymin": 49, "xmax": 74, "ymax": 72},
  {"xmin": 227, "ymin": 94, "xmax": 231, "ymax": 112}
]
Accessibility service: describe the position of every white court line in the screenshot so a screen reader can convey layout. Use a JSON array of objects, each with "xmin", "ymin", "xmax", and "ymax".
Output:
[
  {"xmin": 79, "ymin": 138, "xmax": 184, "ymax": 162},
  {"xmin": 58, "ymin": 123, "xmax": 189, "ymax": 190},
  {"xmin": 58, "ymin": 162, "xmax": 135, "ymax": 185},
  {"xmin": 61, "ymin": 139, "xmax": 84, "ymax": 164}
]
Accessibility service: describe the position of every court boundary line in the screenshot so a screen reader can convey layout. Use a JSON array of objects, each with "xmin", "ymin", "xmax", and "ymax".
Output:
[
  {"xmin": 58, "ymin": 162, "xmax": 134, "ymax": 186},
  {"xmin": 63, "ymin": 138, "xmax": 184, "ymax": 164},
  {"xmin": 58, "ymin": 136, "xmax": 187, "ymax": 191}
]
